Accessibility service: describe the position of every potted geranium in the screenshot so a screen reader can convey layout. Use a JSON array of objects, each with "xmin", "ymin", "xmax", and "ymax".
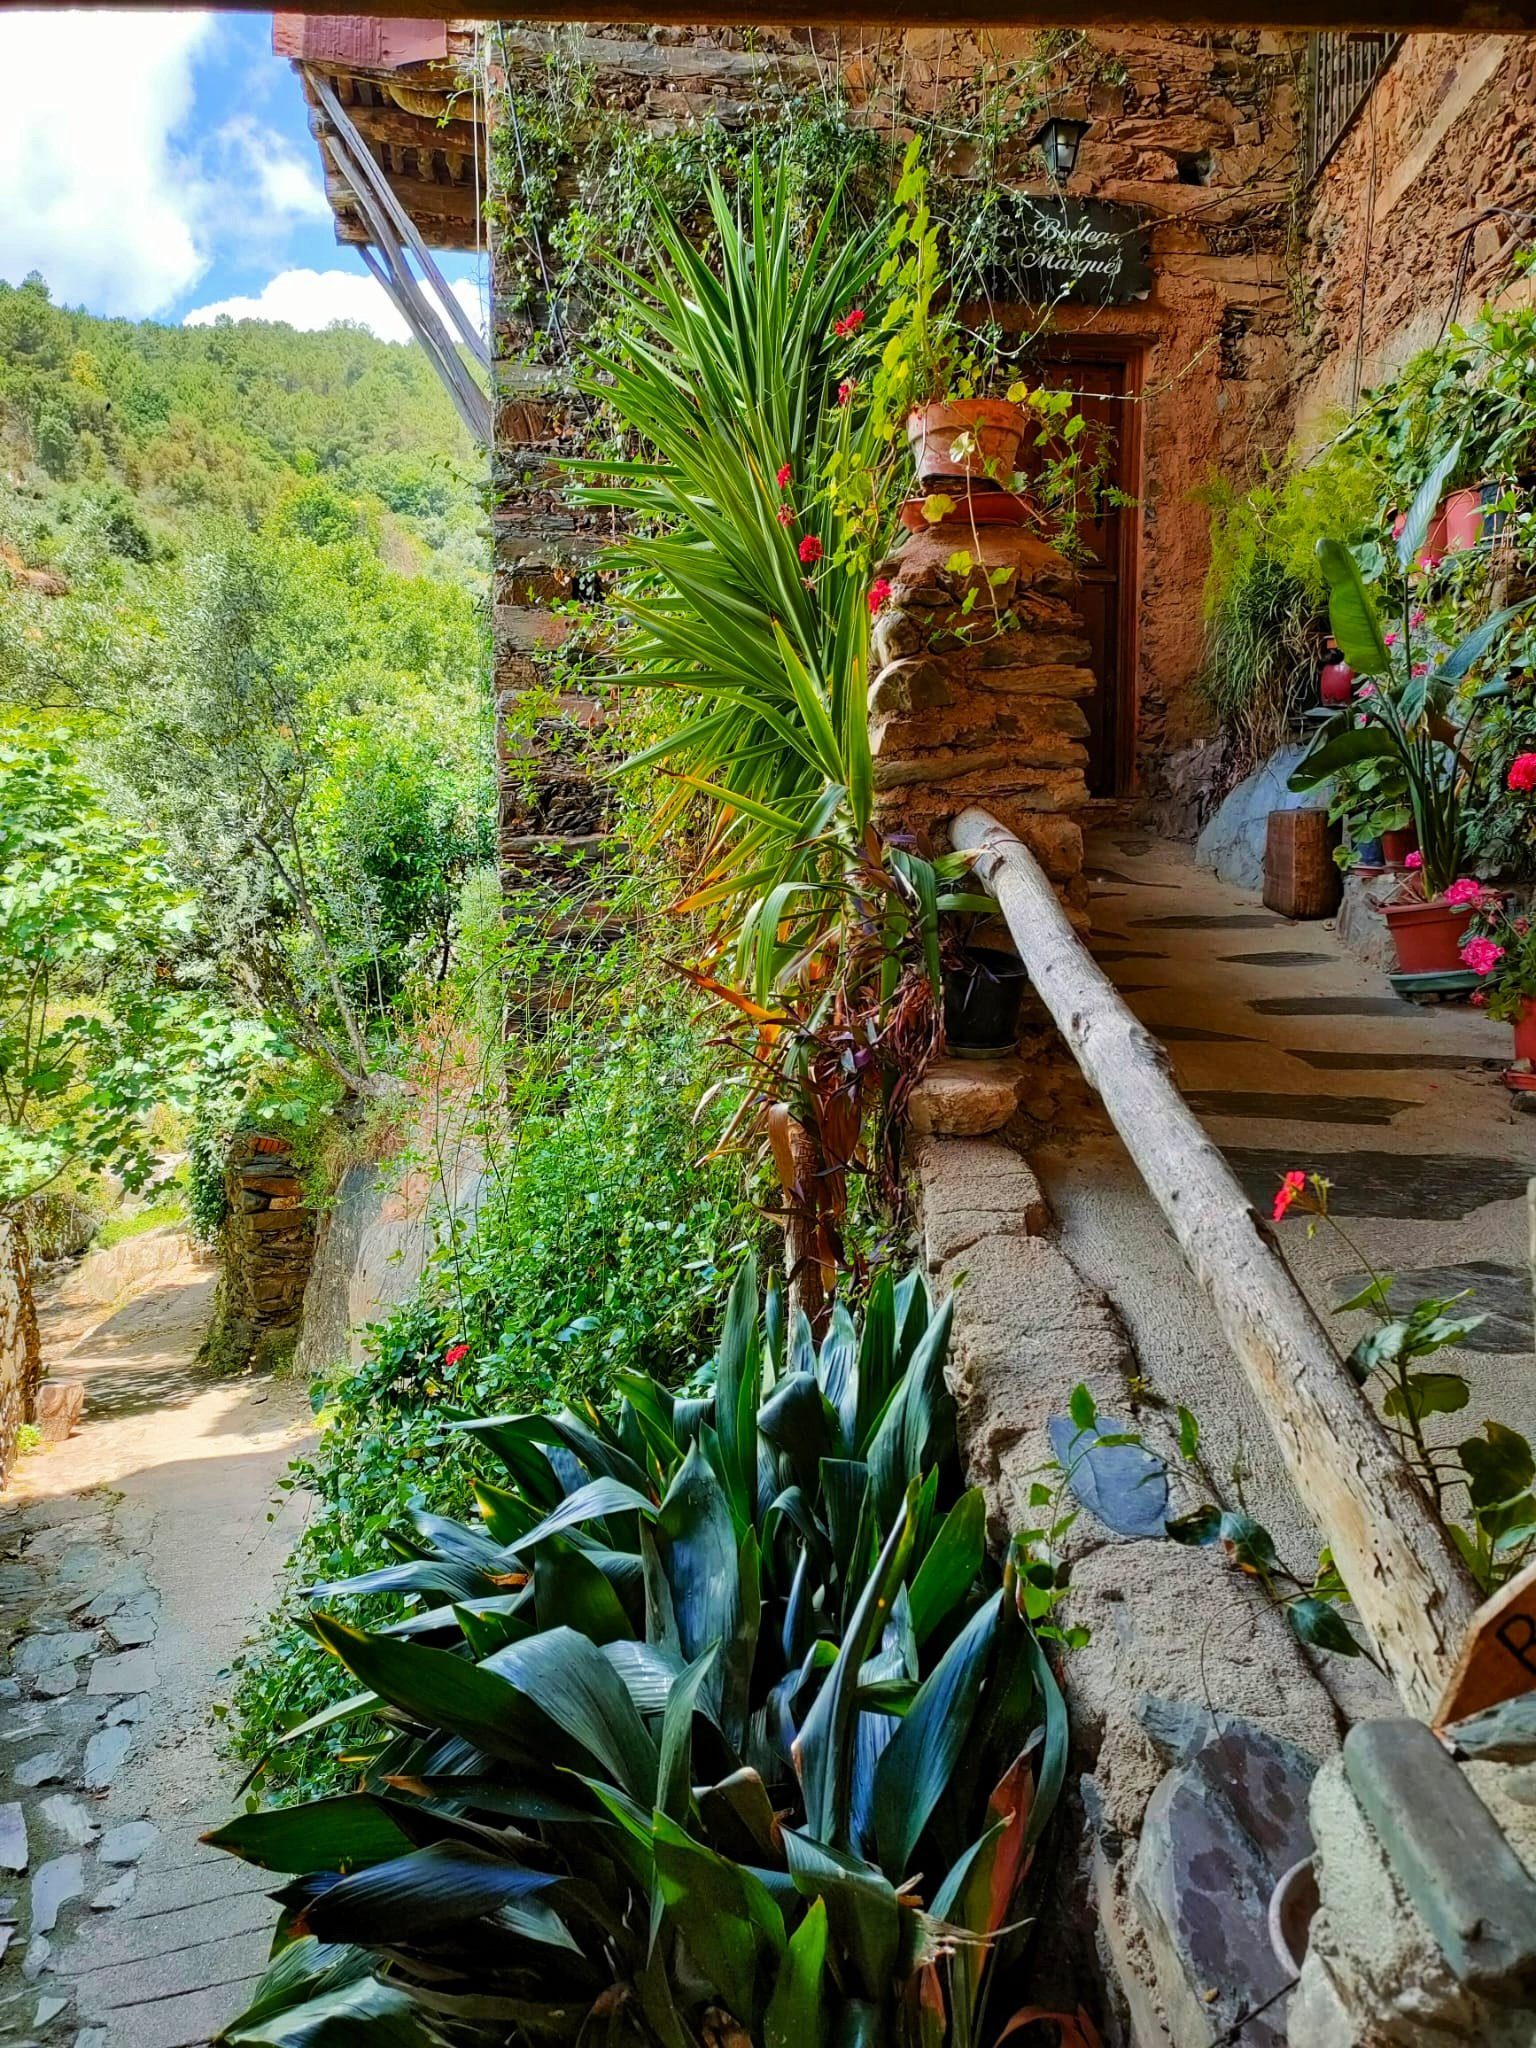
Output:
[
  {"xmin": 1460, "ymin": 892, "xmax": 1536, "ymax": 1064},
  {"xmin": 1289, "ymin": 471, "xmax": 1533, "ymax": 976}
]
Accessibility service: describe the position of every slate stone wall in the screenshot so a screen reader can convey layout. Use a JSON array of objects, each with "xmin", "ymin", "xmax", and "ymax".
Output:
[
  {"xmin": 0, "ymin": 1213, "xmax": 40, "ymax": 1487},
  {"xmin": 213, "ymin": 1135, "xmax": 316, "ymax": 1369}
]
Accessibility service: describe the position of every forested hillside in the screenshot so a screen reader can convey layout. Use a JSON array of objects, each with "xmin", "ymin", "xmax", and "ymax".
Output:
[{"xmin": 0, "ymin": 271, "xmax": 493, "ymax": 1266}]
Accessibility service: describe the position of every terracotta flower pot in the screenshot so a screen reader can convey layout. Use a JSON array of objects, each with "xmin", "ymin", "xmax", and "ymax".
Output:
[
  {"xmin": 1382, "ymin": 897, "xmax": 1474, "ymax": 975},
  {"xmin": 1444, "ymin": 485, "xmax": 1487, "ymax": 552},
  {"xmin": 1380, "ymin": 825, "xmax": 1418, "ymax": 867},
  {"xmin": 1390, "ymin": 504, "xmax": 1449, "ymax": 571},
  {"xmin": 907, "ymin": 399, "xmax": 1026, "ymax": 489},
  {"xmin": 1514, "ymin": 996, "xmax": 1536, "ymax": 1066}
]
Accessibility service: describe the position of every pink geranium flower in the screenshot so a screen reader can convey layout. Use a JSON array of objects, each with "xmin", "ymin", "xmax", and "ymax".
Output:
[
  {"xmin": 1272, "ymin": 1170, "xmax": 1307, "ymax": 1222},
  {"xmin": 1443, "ymin": 877, "xmax": 1484, "ymax": 907},
  {"xmin": 1461, "ymin": 936, "xmax": 1505, "ymax": 976},
  {"xmin": 1404, "ymin": 850, "xmax": 1423, "ymax": 870},
  {"xmin": 1509, "ymin": 752, "xmax": 1536, "ymax": 793}
]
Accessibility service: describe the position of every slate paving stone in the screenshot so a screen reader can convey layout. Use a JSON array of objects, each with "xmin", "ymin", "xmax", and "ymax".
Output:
[
  {"xmin": 31, "ymin": 1855, "xmax": 84, "ymax": 1933},
  {"xmin": 10, "ymin": 1634, "xmax": 97, "ymax": 1679},
  {"xmin": 39, "ymin": 1797, "xmax": 96, "ymax": 1849},
  {"xmin": 89, "ymin": 1872, "xmax": 136, "ymax": 1912},
  {"xmin": 81, "ymin": 1722, "xmax": 133, "ymax": 1792},
  {"xmin": 99, "ymin": 1822, "xmax": 157, "ymax": 1867},
  {"xmin": 1185, "ymin": 1089, "xmax": 1417, "ymax": 1127},
  {"xmin": 86, "ymin": 1648, "xmax": 157, "ymax": 1696},
  {"xmin": 1334, "ymin": 1261, "xmax": 1534, "ymax": 1352},
  {"xmin": 1225, "ymin": 1147, "xmax": 1533, "ymax": 1220},
  {"xmin": 31, "ymin": 1666, "xmax": 80, "ymax": 1700},
  {"xmin": 1219, "ymin": 949, "xmax": 1335, "ymax": 968},
  {"xmin": 0, "ymin": 1803, "xmax": 28, "ymax": 1872},
  {"xmin": 12, "ymin": 1753, "xmax": 64, "ymax": 1790},
  {"xmin": 1288, "ymin": 1047, "xmax": 1503, "ymax": 1072}
]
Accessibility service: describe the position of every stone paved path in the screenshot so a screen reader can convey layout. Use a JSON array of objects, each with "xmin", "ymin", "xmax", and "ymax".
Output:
[
  {"xmin": 0, "ymin": 1239, "xmax": 312, "ymax": 2046},
  {"xmin": 1040, "ymin": 830, "xmax": 1533, "ymax": 1590}
]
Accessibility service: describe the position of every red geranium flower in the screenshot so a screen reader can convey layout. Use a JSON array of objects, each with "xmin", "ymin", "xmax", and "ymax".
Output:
[
  {"xmin": 1271, "ymin": 1170, "xmax": 1307, "ymax": 1223},
  {"xmin": 776, "ymin": 462, "xmax": 792, "ymax": 488},
  {"xmin": 837, "ymin": 380, "xmax": 855, "ymax": 406},
  {"xmin": 868, "ymin": 577, "xmax": 893, "ymax": 615},
  {"xmin": 776, "ymin": 503, "xmax": 795, "ymax": 526},
  {"xmin": 1509, "ymin": 751, "xmax": 1536, "ymax": 792},
  {"xmin": 444, "ymin": 1342, "xmax": 469, "ymax": 1367},
  {"xmin": 832, "ymin": 305, "xmax": 865, "ymax": 338},
  {"xmin": 798, "ymin": 533, "xmax": 823, "ymax": 565}
]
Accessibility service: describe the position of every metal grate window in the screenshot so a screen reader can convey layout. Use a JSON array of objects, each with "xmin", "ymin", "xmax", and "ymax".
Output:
[{"xmin": 1302, "ymin": 33, "xmax": 1401, "ymax": 182}]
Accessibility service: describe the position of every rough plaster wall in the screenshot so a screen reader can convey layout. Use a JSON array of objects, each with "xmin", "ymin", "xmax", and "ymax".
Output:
[
  {"xmin": 0, "ymin": 1213, "xmax": 40, "ymax": 1484},
  {"xmin": 1293, "ymin": 34, "xmax": 1536, "ymax": 449}
]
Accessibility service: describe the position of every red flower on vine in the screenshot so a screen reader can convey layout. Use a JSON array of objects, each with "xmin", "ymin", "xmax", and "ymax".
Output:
[
  {"xmin": 798, "ymin": 534, "xmax": 824, "ymax": 565},
  {"xmin": 776, "ymin": 462, "xmax": 792, "ymax": 488},
  {"xmin": 1271, "ymin": 1170, "xmax": 1307, "ymax": 1223},
  {"xmin": 776, "ymin": 504, "xmax": 795, "ymax": 526},
  {"xmin": 868, "ymin": 577, "xmax": 893, "ymax": 615},
  {"xmin": 837, "ymin": 380, "xmax": 855, "ymax": 406},
  {"xmin": 1510, "ymin": 752, "xmax": 1536, "ymax": 792},
  {"xmin": 444, "ymin": 1342, "xmax": 470, "ymax": 1367},
  {"xmin": 832, "ymin": 305, "xmax": 865, "ymax": 338}
]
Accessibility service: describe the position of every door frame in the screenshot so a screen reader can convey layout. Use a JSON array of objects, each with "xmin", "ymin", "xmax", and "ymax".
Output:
[{"xmin": 1029, "ymin": 334, "xmax": 1146, "ymax": 798}]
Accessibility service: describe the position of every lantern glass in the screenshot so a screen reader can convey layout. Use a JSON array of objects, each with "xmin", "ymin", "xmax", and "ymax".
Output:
[{"xmin": 1033, "ymin": 116, "xmax": 1090, "ymax": 184}]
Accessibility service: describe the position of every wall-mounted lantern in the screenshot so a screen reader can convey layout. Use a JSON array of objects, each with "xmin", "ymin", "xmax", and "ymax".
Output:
[{"xmin": 1032, "ymin": 115, "xmax": 1092, "ymax": 186}]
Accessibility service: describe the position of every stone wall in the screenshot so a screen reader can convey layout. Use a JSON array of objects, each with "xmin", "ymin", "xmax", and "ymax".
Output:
[
  {"xmin": 0, "ymin": 1214, "xmax": 40, "ymax": 1486},
  {"xmin": 482, "ymin": 23, "xmax": 1298, "ymax": 837},
  {"xmin": 212, "ymin": 1134, "xmax": 316, "ymax": 1371},
  {"xmin": 1292, "ymin": 34, "xmax": 1536, "ymax": 449}
]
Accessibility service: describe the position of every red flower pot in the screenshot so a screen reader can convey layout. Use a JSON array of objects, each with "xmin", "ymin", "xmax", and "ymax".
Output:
[
  {"xmin": 907, "ymin": 399, "xmax": 1026, "ymax": 489},
  {"xmin": 1319, "ymin": 653, "xmax": 1354, "ymax": 706},
  {"xmin": 1380, "ymin": 825, "xmax": 1419, "ymax": 867},
  {"xmin": 1444, "ymin": 485, "xmax": 1487, "ymax": 553},
  {"xmin": 1381, "ymin": 897, "xmax": 1474, "ymax": 975},
  {"xmin": 1390, "ymin": 505, "xmax": 1449, "ymax": 571},
  {"xmin": 1514, "ymin": 997, "xmax": 1536, "ymax": 1066}
]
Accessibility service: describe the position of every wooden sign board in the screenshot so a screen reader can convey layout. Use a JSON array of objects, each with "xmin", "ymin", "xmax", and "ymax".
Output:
[{"xmin": 1435, "ymin": 1558, "xmax": 1536, "ymax": 1728}]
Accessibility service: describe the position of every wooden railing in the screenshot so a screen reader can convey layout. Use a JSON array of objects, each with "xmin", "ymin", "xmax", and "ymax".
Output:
[
  {"xmin": 1301, "ymin": 32, "xmax": 1401, "ymax": 180},
  {"xmin": 953, "ymin": 808, "xmax": 1481, "ymax": 1718}
]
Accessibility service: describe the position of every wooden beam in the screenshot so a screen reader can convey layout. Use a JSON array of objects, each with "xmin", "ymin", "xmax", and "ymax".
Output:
[
  {"xmin": 952, "ymin": 806, "xmax": 1483, "ymax": 1719},
  {"xmin": 323, "ymin": 167, "xmax": 479, "ymax": 226},
  {"xmin": 24, "ymin": 1, "xmax": 1536, "ymax": 29},
  {"xmin": 310, "ymin": 92, "xmax": 479, "ymax": 157}
]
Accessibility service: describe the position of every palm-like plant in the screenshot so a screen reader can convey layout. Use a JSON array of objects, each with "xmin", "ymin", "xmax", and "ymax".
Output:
[
  {"xmin": 569, "ymin": 162, "xmax": 980, "ymax": 1011},
  {"xmin": 210, "ymin": 1259, "xmax": 1067, "ymax": 2047}
]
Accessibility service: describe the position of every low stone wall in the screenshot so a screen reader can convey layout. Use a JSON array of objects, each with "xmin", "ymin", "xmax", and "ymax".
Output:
[
  {"xmin": 912, "ymin": 1130, "xmax": 1347, "ymax": 2045},
  {"xmin": 870, "ymin": 520, "xmax": 1094, "ymax": 911},
  {"xmin": 212, "ymin": 1134, "xmax": 316, "ymax": 1370},
  {"xmin": 0, "ymin": 1213, "xmax": 40, "ymax": 1485}
]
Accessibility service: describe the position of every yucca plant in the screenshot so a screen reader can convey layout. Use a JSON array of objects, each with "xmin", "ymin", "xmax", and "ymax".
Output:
[{"xmin": 210, "ymin": 1259, "xmax": 1067, "ymax": 2047}]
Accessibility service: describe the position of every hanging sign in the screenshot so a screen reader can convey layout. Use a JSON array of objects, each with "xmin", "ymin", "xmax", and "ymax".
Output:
[{"xmin": 975, "ymin": 196, "xmax": 1151, "ymax": 308}]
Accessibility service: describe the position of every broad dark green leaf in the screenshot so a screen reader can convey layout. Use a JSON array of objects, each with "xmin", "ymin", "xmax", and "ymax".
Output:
[
  {"xmin": 1316, "ymin": 535, "xmax": 1391, "ymax": 675},
  {"xmin": 873, "ymin": 1593, "xmax": 998, "ymax": 1877},
  {"xmin": 482, "ymin": 1626, "xmax": 658, "ymax": 1805},
  {"xmin": 282, "ymin": 1841, "xmax": 574, "ymax": 1951},
  {"xmin": 1288, "ymin": 1597, "xmax": 1362, "ymax": 1657},
  {"xmin": 764, "ymin": 1894, "xmax": 827, "ymax": 2048},
  {"xmin": 534, "ymin": 1535, "xmax": 634, "ymax": 1645},
  {"xmin": 651, "ymin": 1810, "xmax": 785, "ymax": 2027},
  {"xmin": 780, "ymin": 1829, "xmax": 899, "ymax": 2003},
  {"xmin": 204, "ymin": 1796, "xmax": 413, "ymax": 1875},
  {"xmin": 309, "ymin": 1613, "xmax": 549, "ymax": 1765}
]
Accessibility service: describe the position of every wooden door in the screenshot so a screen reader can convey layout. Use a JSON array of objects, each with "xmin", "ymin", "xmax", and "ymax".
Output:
[{"xmin": 1030, "ymin": 349, "xmax": 1141, "ymax": 797}]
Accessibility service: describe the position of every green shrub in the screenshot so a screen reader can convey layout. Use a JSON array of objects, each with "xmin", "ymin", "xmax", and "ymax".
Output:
[
  {"xmin": 228, "ymin": 963, "xmax": 761, "ymax": 1796},
  {"xmin": 210, "ymin": 1258, "xmax": 1065, "ymax": 2048}
]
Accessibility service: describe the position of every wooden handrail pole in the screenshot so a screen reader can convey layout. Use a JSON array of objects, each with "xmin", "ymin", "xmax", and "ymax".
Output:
[{"xmin": 953, "ymin": 806, "xmax": 1481, "ymax": 1717}]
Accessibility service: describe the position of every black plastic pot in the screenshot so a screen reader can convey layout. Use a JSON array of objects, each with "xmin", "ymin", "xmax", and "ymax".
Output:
[{"xmin": 943, "ymin": 945, "xmax": 1030, "ymax": 1058}]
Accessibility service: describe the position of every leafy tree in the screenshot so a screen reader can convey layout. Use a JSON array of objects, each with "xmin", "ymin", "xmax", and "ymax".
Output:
[{"xmin": 0, "ymin": 737, "xmax": 248, "ymax": 1207}]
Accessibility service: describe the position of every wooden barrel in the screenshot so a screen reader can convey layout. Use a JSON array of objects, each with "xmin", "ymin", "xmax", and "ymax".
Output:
[{"xmin": 1263, "ymin": 808, "xmax": 1341, "ymax": 920}]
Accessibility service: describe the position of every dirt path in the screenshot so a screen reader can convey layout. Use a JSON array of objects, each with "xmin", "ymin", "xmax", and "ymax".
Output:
[{"xmin": 0, "ymin": 1236, "xmax": 313, "ymax": 2047}]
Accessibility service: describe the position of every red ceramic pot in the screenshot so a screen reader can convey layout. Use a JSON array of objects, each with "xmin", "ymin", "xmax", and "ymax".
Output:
[
  {"xmin": 1380, "ymin": 825, "xmax": 1419, "ymax": 867},
  {"xmin": 1382, "ymin": 897, "xmax": 1474, "ymax": 975},
  {"xmin": 907, "ymin": 399, "xmax": 1027, "ymax": 488},
  {"xmin": 1319, "ymin": 653, "xmax": 1354, "ymax": 705},
  {"xmin": 1514, "ymin": 996, "xmax": 1536, "ymax": 1066},
  {"xmin": 1444, "ymin": 485, "xmax": 1486, "ymax": 553}
]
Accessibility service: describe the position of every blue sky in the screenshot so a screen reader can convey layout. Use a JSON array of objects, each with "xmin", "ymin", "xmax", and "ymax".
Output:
[{"xmin": 0, "ymin": 10, "xmax": 485, "ymax": 340}]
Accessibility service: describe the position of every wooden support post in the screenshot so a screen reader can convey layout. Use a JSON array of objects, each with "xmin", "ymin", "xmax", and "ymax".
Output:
[{"xmin": 952, "ymin": 805, "xmax": 1481, "ymax": 1718}]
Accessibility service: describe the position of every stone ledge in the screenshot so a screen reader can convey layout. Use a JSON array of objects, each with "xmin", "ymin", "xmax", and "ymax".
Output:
[{"xmin": 907, "ymin": 1059, "xmax": 1028, "ymax": 1137}]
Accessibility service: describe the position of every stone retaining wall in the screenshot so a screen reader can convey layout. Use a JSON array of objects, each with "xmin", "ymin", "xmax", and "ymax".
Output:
[
  {"xmin": 0, "ymin": 1213, "xmax": 40, "ymax": 1486},
  {"xmin": 212, "ymin": 1135, "xmax": 316, "ymax": 1371}
]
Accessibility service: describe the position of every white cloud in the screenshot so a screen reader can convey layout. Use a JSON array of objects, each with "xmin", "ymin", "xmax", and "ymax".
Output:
[
  {"xmin": 182, "ymin": 267, "xmax": 485, "ymax": 347},
  {"xmin": 215, "ymin": 116, "xmax": 329, "ymax": 226},
  {"xmin": 0, "ymin": 10, "xmax": 214, "ymax": 316}
]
